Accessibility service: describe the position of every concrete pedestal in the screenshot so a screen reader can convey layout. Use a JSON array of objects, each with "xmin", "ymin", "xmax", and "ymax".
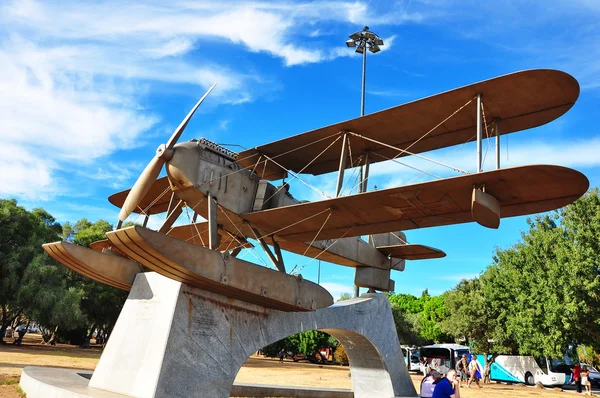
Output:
[{"xmin": 21, "ymin": 272, "xmax": 417, "ymax": 398}]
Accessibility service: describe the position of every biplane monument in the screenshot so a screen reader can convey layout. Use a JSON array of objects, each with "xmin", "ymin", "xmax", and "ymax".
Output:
[{"xmin": 22, "ymin": 69, "xmax": 588, "ymax": 398}]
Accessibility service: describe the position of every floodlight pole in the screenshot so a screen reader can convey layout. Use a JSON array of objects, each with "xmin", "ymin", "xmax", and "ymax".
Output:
[
  {"xmin": 361, "ymin": 45, "xmax": 367, "ymax": 117},
  {"xmin": 476, "ymin": 94, "xmax": 482, "ymax": 173},
  {"xmin": 346, "ymin": 26, "xmax": 384, "ymax": 298}
]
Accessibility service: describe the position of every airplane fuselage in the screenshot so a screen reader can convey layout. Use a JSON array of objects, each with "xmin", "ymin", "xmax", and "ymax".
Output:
[{"xmin": 165, "ymin": 139, "xmax": 402, "ymax": 272}]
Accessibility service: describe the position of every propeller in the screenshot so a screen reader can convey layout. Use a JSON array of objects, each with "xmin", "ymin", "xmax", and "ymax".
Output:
[{"xmin": 117, "ymin": 82, "xmax": 218, "ymax": 227}]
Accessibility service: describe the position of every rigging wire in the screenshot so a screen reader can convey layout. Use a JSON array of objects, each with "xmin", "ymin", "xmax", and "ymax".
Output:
[
  {"xmin": 403, "ymin": 96, "xmax": 477, "ymax": 154},
  {"xmin": 260, "ymin": 135, "xmax": 343, "ymax": 205},
  {"xmin": 348, "ymin": 132, "xmax": 470, "ymax": 175},
  {"xmin": 291, "ymin": 224, "xmax": 356, "ymax": 275},
  {"xmin": 405, "ymin": 134, "xmax": 476, "ymax": 185},
  {"xmin": 227, "ymin": 207, "xmax": 334, "ymax": 254},
  {"xmin": 289, "ymin": 211, "xmax": 333, "ymax": 274},
  {"xmin": 259, "ymin": 154, "xmax": 332, "ymax": 199}
]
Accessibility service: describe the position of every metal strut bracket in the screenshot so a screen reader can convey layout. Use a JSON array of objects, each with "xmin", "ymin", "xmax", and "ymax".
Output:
[
  {"xmin": 208, "ymin": 195, "xmax": 221, "ymax": 250},
  {"xmin": 158, "ymin": 199, "xmax": 184, "ymax": 233},
  {"xmin": 248, "ymin": 224, "xmax": 286, "ymax": 273}
]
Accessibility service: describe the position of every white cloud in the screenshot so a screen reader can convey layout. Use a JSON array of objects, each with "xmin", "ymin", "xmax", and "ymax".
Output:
[
  {"xmin": 0, "ymin": 143, "xmax": 56, "ymax": 200},
  {"xmin": 0, "ymin": 0, "xmax": 428, "ymax": 202}
]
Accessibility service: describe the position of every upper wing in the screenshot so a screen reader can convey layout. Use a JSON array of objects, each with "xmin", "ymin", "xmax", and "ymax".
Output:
[
  {"xmin": 237, "ymin": 70, "xmax": 579, "ymax": 180},
  {"xmin": 241, "ymin": 165, "xmax": 588, "ymax": 242}
]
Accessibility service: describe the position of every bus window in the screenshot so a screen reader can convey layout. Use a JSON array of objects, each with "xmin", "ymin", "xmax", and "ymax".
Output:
[
  {"xmin": 535, "ymin": 357, "xmax": 549, "ymax": 374},
  {"xmin": 550, "ymin": 356, "xmax": 575, "ymax": 375}
]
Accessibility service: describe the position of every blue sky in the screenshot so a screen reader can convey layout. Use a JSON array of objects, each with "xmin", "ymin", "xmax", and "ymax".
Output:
[{"xmin": 1, "ymin": 0, "xmax": 600, "ymax": 301}]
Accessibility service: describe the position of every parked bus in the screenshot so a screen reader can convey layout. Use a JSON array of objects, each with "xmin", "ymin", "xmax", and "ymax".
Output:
[
  {"xmin": 401, "ymin": 346, "xmax": 421, "ymax": 372},
  {"xmin": 474, "ymin": 353, "xmax": 576, "ymax": 386},
  {"xmin": 419, "ymin": 344, "xmax": 470, "ymax": 375}
]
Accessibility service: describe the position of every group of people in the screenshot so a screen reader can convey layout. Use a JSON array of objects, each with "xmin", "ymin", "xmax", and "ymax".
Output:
[
  {"xmin": 10, "ymin": 324, "xmax": 27, "ymax": 345},
  {"xmin": 571, "ymin": 362, "xmax": 593, "ymax": 395},
  {"xmin": 420, "ymin": 354, "xmax": 483, "ymax": 398}
]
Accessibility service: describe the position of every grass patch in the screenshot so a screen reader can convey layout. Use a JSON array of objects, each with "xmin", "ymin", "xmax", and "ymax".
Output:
[
  {"xmin": 0, "ymin": 380, "xmax": 19, "ymax": 385},
  {"xmin": 16, "ymin": 386, "xmax": 27, "ymax": 397}
]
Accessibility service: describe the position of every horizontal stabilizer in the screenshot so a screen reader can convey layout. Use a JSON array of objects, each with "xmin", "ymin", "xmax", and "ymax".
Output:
[{"xmin": 377, "ymin": 244, "xmax": 446, "ymax": 260}]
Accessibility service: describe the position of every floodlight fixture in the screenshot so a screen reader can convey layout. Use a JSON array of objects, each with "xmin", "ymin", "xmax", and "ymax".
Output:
[{"xmin": 345, "ymin": 25, "xmax": 384, "ymax": 117}]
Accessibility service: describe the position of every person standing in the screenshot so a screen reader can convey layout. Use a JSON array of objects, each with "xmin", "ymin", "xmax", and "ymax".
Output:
[
  {"xmin": 432, "ymin": 369, "xmax": 461, "ymax": 398},
  {"xmin": 456, "ymin": 354, "xmax": 469, "ymax": 387},
  {"xmin": 581, "ymin": 365, "xmax": 591, "ymax": 396},
  {"xmin": 571, "ymin": 362, "xmax": 582, "ymax": 393},
  {"xmin": 278, "ymin": 348, "xmax": 285, "ymax": 363},
  {"xmin": 466, "ymin": 355, "xmax": 482, "ymax": 389}
]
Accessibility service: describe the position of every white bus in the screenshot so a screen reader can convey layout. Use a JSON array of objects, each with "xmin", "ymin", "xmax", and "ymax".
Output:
[
  {"xmin": 475, "ymin": 354, "xmax": 574, "ymax": 386},
  {"xmin": 401, "ymin": 346, "xmax": 421, "ymax": 372},
  {"xmin": 419, "ymin": 344, "xmax": 470, "ymax": 375}
]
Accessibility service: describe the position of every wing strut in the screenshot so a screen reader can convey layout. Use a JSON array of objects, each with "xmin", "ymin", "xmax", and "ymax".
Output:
[
  {"xmin": 495, "ymin": 119, "xmax": 500, "ymax": 169},
  {"xmin": 335, "ymin": 133, "xmax": 349, "ymax": 197},
  {"xmin": 208, "ymin": 195, "xmax": 220, "ymax": 250},
  {"xmin": 248, "ymin": 224, "xmax": 286, "ymax": 273},
  {"xmin": 158, "ymin": 199, "xmax": 184, "ymax": 233}
]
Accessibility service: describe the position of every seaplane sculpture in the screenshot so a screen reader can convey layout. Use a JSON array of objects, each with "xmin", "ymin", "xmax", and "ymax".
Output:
[{"xmin": 43, "ymin": 69, "xmax": 589, "ymax": 313}]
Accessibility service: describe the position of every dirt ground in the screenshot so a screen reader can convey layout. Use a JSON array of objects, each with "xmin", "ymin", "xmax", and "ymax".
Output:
[{"xmin": 0, "ymin": 334, "xmax": 593, "ymax": 397}]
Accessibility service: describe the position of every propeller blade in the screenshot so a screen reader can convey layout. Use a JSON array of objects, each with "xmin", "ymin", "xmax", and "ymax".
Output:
[
  {"xmin": 165, "ymin": 81, "xmax": 218, "ymax": 150},
  {"xmin": 118, "ymin": 156, "xmax": 166, "ymax": 223}
]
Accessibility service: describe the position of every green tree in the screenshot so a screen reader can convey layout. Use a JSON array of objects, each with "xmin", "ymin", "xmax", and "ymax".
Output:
[
  {"xmin": 442, "ymin": 273, "xmax": 514, "ymax": 381},
  {"xmin": 387, "ymin": 290, "xmax": 449, "ymax": 344},
  {"xmin": 419, "ymin": 294, "xmax": 450, "ymax": 343},
  {"xmin": 69, "ymin": 219, "xmax": 128, "ymax": 345},
  {"xmin": 472, "ymin": 189, "xmax": 600, "ymax": 359},
  {"xmin": 388, "ymin": 293, "xmax": 423, "ymax": 313},
  {"xmin": 261, "ymin": 330, "xmax": 338, "ymax": 361},
  {"xmin": 0, "ymin": 201, "xmax": 87, "ymax": 343},
  {"xmin": 390, "ymin": 303, "xmax": 425, "ymax": 346},
  {"xmin": 17, "ymin": 254, "xmax": 86, "ymax": 343},
  {"xmin": 337, "ymin": 292, "xmax": 352, "ymax": 301}
]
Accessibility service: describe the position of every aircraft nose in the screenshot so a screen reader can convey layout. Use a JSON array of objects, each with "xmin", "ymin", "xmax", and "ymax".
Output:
[{"xmin": 166, "ymin": 144, "xmax": 200, "ymax": 190}]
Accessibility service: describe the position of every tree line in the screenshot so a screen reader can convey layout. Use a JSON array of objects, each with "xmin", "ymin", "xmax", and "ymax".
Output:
[
  {"xmin": 385, "ymin": 188, "xmax": 600, "ymax": 375},
  {"xmin": 0, "ymin": 199, "xmax": 127, "ymax": 345}
]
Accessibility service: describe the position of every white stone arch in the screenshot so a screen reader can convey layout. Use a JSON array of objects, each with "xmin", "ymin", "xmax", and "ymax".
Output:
[{"xmin": 87, "ymin": 273, "xmax": 417, "ymax": 398}]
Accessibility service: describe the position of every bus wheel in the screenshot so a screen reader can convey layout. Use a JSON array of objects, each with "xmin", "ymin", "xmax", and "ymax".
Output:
[{"xmin": 525, "ymin": 372, "xmax": 535, "ymax": 386}]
